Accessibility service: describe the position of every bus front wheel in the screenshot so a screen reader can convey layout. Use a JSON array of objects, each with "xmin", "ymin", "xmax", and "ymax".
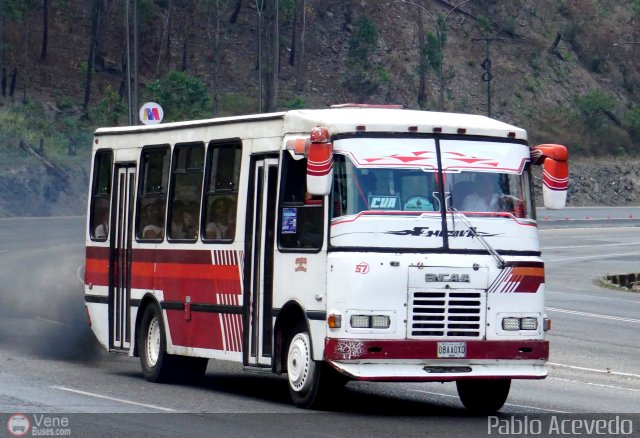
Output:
[
  {"xmin": 285, "ymin": 324, "xmax": 349, "ymax": 409},
  {"xmin": 456, "ymin": 379, "xmax": 511, "ymax": 414},
  {"xmin": 287, "ymin": 328, "xmax": 320, "ymax": 408}
]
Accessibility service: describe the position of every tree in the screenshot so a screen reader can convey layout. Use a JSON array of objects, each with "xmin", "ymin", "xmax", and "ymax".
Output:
[
  {"xmin": 293, "ymin": 0, "xmax": 307, "ymax": 92},
  {"xmin": 93, "ymin": 85, "xmax": 127, "ymax": 126},
  {"xmin": 344, "ymin": 15, "xmax": 381, "ymax": 101},
  {"xmin": 204, "ymin": 0, "xmax": 227, "ymax": 115},
  {"xmin": 254, "ymin": 0, "xmax": 265, "ymax": 112},
  {"xmin": 265, "ymin": 0, "xmax": 279, "ymax": 112},
  {"xmin": 145, "ymin": 70, "xmax": 212, "ymax": 122},
  {"xmin": 40, "ymin": 0, "xmax": 48, "ymax": 61},
  {"xmin": 84, "ymin": 0, "xmax": 103, "ymax": 112},
  {"xmin": 155, "ymin": 0, "xmax": 173, "ymax": 75},
  {"xmin": 417, "ymin": 7, "xmax": 427, "ymax": 109},
  {"xmin": 229, "ymin": 0, "xmax": 242, "ymax": 23}
]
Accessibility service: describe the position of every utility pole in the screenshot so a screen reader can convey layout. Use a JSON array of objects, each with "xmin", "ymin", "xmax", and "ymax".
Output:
[
  {"xmin": 472, "ymin": 37, "xmax": 502, "ymax": 118},
  {"xmin": 125, "ymin": 0, "xmax": 139, "ymax": 125},
  {"xmin": 125, "ymin": 0, "xmax": 132, "ymax": 125}
]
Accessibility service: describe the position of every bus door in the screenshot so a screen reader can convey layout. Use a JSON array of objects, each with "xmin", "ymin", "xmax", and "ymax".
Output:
[
  {"xmin": 244, "ymin": 157, "xmax": 278, "ymax": 366},
  {"xmin": 109, "ymin": 164, "xmax": 136, "ymax": 352}
]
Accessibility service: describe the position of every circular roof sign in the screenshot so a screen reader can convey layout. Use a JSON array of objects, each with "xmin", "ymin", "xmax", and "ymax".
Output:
[{"xmin": 139, "ymin": 102, "xmax": 164, "ymax": 125}]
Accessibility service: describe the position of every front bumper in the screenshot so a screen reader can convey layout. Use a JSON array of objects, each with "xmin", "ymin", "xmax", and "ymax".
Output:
[{"xmin": 324, "ymin": 338, "xmax": 548, "ymax": 381}]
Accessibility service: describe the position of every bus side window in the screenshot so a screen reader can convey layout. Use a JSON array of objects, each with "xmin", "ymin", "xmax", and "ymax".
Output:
[
  {"xmin": 167, "ymin": 143, "xmax": 204, "ymax": 241},
  {"xmin": 278, "ymin": 152, "xmax": 324, "ymax": 250},
  {"xmin": 203, "ymin": 141, "xmax": 241, "ymax": 242},
  {"xmin": 90, "ymin": 149, "xmax": 113, "ymax": 241},
  {"xmin": 136, "ymin": 146, "xmax": 170, "ymax": 241}
]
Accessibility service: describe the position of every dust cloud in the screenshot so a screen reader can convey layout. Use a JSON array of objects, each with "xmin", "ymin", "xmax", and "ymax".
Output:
[{"xmin": 0, "ymin": 217, "xmax": 102, "ymax": 362}]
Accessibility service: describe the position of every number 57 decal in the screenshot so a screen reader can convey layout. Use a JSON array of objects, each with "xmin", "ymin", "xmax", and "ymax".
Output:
[{"xmin": 355, "ymin": 262, "xmax": 370, "ymax": 274}]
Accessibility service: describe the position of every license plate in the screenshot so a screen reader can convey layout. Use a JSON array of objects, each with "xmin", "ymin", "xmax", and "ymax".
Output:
[{"xmin": 437, "ymin": 342, "xmax": 466, "ymax": 358}]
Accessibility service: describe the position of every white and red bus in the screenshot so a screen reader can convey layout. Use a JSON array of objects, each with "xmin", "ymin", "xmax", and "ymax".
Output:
[{"xmin": 84, "ymin": 106, "xmax": 568, "ymax": 412}]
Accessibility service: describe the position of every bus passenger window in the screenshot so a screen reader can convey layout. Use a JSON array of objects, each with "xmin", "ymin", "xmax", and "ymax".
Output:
[
  {"xmin": 90, "ymin": 150, "xmax": 113, "ymax": 241},
  {"xmin": 136, "ymin": 146, "xmax": 170, "ymax": 241},
  {"xmin": 168, "ymin": 143, "xmax": 204, "ymax": 241},
  {"xmin": 203, "ymin": 141, "xmax": 241, "ymax": 242},
  {"xmin": 279, "ymin": 152, "xmax": 324, "ymax": 250}
]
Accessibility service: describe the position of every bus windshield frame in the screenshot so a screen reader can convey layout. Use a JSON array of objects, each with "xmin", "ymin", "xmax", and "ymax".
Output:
[{"xmin": 330, "ymin": 136, "xmax": 535, "ymax": 221}]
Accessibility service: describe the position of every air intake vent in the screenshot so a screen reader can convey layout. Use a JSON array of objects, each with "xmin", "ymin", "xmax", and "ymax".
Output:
[{"xmin": 408, "ymin": 290, "xmax": 485, "ymax": 338}]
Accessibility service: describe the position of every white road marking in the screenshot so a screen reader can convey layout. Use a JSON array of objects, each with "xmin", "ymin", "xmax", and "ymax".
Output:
[
  {"xmin": 407, "ymin": 389, "xmax": 568, "ymax": 413},
  {"xmin": 503, "ymin": 402, "xmax": 569, "ymax": 414},
  {"xmin": 549, "ymin": 363, "xmax": 640, "ymax": 379},
  {"xmin": 549, "ymin": 377, "xmax": 640, "ymax": 393},
  {"xmin": 36, "ymin": 317, "xmax": 72, "ymax": 328},
  {"xmin": 546, "ymin": 307, "xmax": 640, "ymax": 324},
  {"xmin": 540, "ymin": 227, "xmax": 640, "ymax": 233},
  {"xmin": 545, "ymin": 252, "xmax": 640, "ymax": 262},
  {"xmin": 546, "ymin": 289, "xmax": 640, "ymax": 305},
  {"xmin": 543, "ymin": 241, "xmax": 640, "ymax": 250},
  {"xmin": 51, "ymin": 386, "xmax": 178, "ymax": 412}
]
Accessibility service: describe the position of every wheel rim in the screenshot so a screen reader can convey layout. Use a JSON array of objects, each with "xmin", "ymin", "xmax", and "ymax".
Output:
[
  {"xmin": 146, "ymin": 315, "xmax": 161, "ymax": 367},
  {"xmin": 287, "ymin": 333, "xmax": 313, "ymax": 393}
]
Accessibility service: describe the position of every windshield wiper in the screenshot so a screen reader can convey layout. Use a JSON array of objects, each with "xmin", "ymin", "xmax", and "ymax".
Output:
[{"xmin": 449, "ymin": 207, "xmax": 507, "ymax": 270}]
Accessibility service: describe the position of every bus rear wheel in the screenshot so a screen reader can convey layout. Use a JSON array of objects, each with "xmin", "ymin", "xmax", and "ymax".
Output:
[
  {"xmin": 456, "ymin": 379, "xmax": 511, "ymax": 414},
  {"xmin": 139, "ymin": 303, "xmax": 175, "ymax": 383}
]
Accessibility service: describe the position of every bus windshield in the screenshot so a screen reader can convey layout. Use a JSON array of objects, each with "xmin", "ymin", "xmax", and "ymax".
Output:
[
  {"xmin": 446, "ymin": 169, "xmax": 534, "ymax": 219},
  {"xmin": 331, "ymin": 137, "xmax": 535, "ymax": 220},
  {"xmin": 331, "ymin": 154, "xmax": 439, "ymax": 217}
]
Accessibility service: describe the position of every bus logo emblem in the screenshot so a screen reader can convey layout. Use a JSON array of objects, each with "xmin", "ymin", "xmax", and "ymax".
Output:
[{"xmin": 295, "ymin": 257, "xmax": 308, "ymax": 272}]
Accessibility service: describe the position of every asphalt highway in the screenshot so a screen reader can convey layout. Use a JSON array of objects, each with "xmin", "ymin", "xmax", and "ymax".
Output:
[{"xmin": 0, "ymin": 214, "xmax": 639, "ymax": 437}]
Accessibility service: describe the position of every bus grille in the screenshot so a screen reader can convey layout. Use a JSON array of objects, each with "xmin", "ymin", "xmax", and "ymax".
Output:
[{"xmin": 408, "ymin": 290, "xmax": 484, "ymax": 338}]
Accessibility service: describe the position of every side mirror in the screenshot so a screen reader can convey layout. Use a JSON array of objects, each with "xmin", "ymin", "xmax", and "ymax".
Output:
[
  {"xmin": 306, "ymin": 127, "xmax": 333, "ymax": 196},
  {"xmin": 531, "ymin": 144, "xmax": 568, "ymax": 210}
]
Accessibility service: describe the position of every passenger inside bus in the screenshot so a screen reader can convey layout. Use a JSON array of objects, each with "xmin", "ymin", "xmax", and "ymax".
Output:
[
  {"xmin": 205, "ymin": 196, "xmax": 234, "ymax": 239},
  {"xmin": 141, "ymin": 201, "xmax": 164, "ymax": 239},
  {"xmin": 170, "ymin": 200, "xmax": 198, "ymax": 239},
  {"xmin": 93, "ymin": 199, "xmax": 109, "ymax": 239}
]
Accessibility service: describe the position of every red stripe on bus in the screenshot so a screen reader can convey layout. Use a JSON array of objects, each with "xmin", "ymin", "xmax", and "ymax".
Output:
[
  {"xmin": 86, "ymin": 247, "xmax": 214, "ymax": 265},
  {"xmin": 86, "ymin": 246, "xmax": 110, "ymax": 259},
  {"xmin": 158, "ymin": 278, "xmax": 241, "ymax": 303}
]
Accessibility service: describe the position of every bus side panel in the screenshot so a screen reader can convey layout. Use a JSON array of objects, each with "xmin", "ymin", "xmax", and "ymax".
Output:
[{"xmin": 153, "ymin": 248, "xmax": 244, "ymax": 352}]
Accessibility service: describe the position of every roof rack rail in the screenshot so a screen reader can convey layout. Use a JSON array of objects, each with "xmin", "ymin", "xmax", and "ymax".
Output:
[{"xmin": 330, "ymin": 103, "xmax": 404, "ymax": 109}]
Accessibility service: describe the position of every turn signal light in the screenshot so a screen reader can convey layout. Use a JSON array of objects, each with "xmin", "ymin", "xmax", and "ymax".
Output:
[{"xmin": 328, "ymin": 314, "xmax": 342, "ymax": 329}]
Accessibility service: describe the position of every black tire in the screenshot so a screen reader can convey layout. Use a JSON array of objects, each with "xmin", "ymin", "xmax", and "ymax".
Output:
[
  {"xmin": 286, "ymin": 324, "xmax": 345, "ymax": 409},
  {"xmin": 456, "ymin": 379, "xmax": 511, "ymax": 414},
  {"xmin": 138, "ymin": 303, "xmax": 176, "ymax": 383}
]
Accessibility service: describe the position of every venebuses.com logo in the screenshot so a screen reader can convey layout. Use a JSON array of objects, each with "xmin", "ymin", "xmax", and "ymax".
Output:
[
  {"xmin": 7, "ymin": 414, "xmax": 30, "ymax": 436},
  {"xmin": 6, "ymin": 414, "xmax": 71, "ymax": 436}
]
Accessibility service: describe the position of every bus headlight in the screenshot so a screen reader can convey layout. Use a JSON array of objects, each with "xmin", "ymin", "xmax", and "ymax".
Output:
[
  {"xmin": 501, "ymin": 316, "xmax": 539, "ymax": 331},
  {"xmin": 350, "ymin": 315, "xmax": 371, "ymax": 328},
  {"xmin": 349, "ymin": 314, "xmax": 391, "ymax": 329},
  {"xmin": 502, "ymin": 317, "xmax": 520, "ymax": 331},
  {"xmin": 371, "ymin": 315, "xmax": 391, "ymax": 329},
  {"xmin": 520, "ymin": 317, "xmax": 538, "ymax": 330}
]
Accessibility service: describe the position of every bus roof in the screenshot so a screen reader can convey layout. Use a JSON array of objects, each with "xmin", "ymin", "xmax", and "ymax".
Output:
[{"xmin": 94, "ymin": 107, "xmax": 527, "ymax": 141}]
